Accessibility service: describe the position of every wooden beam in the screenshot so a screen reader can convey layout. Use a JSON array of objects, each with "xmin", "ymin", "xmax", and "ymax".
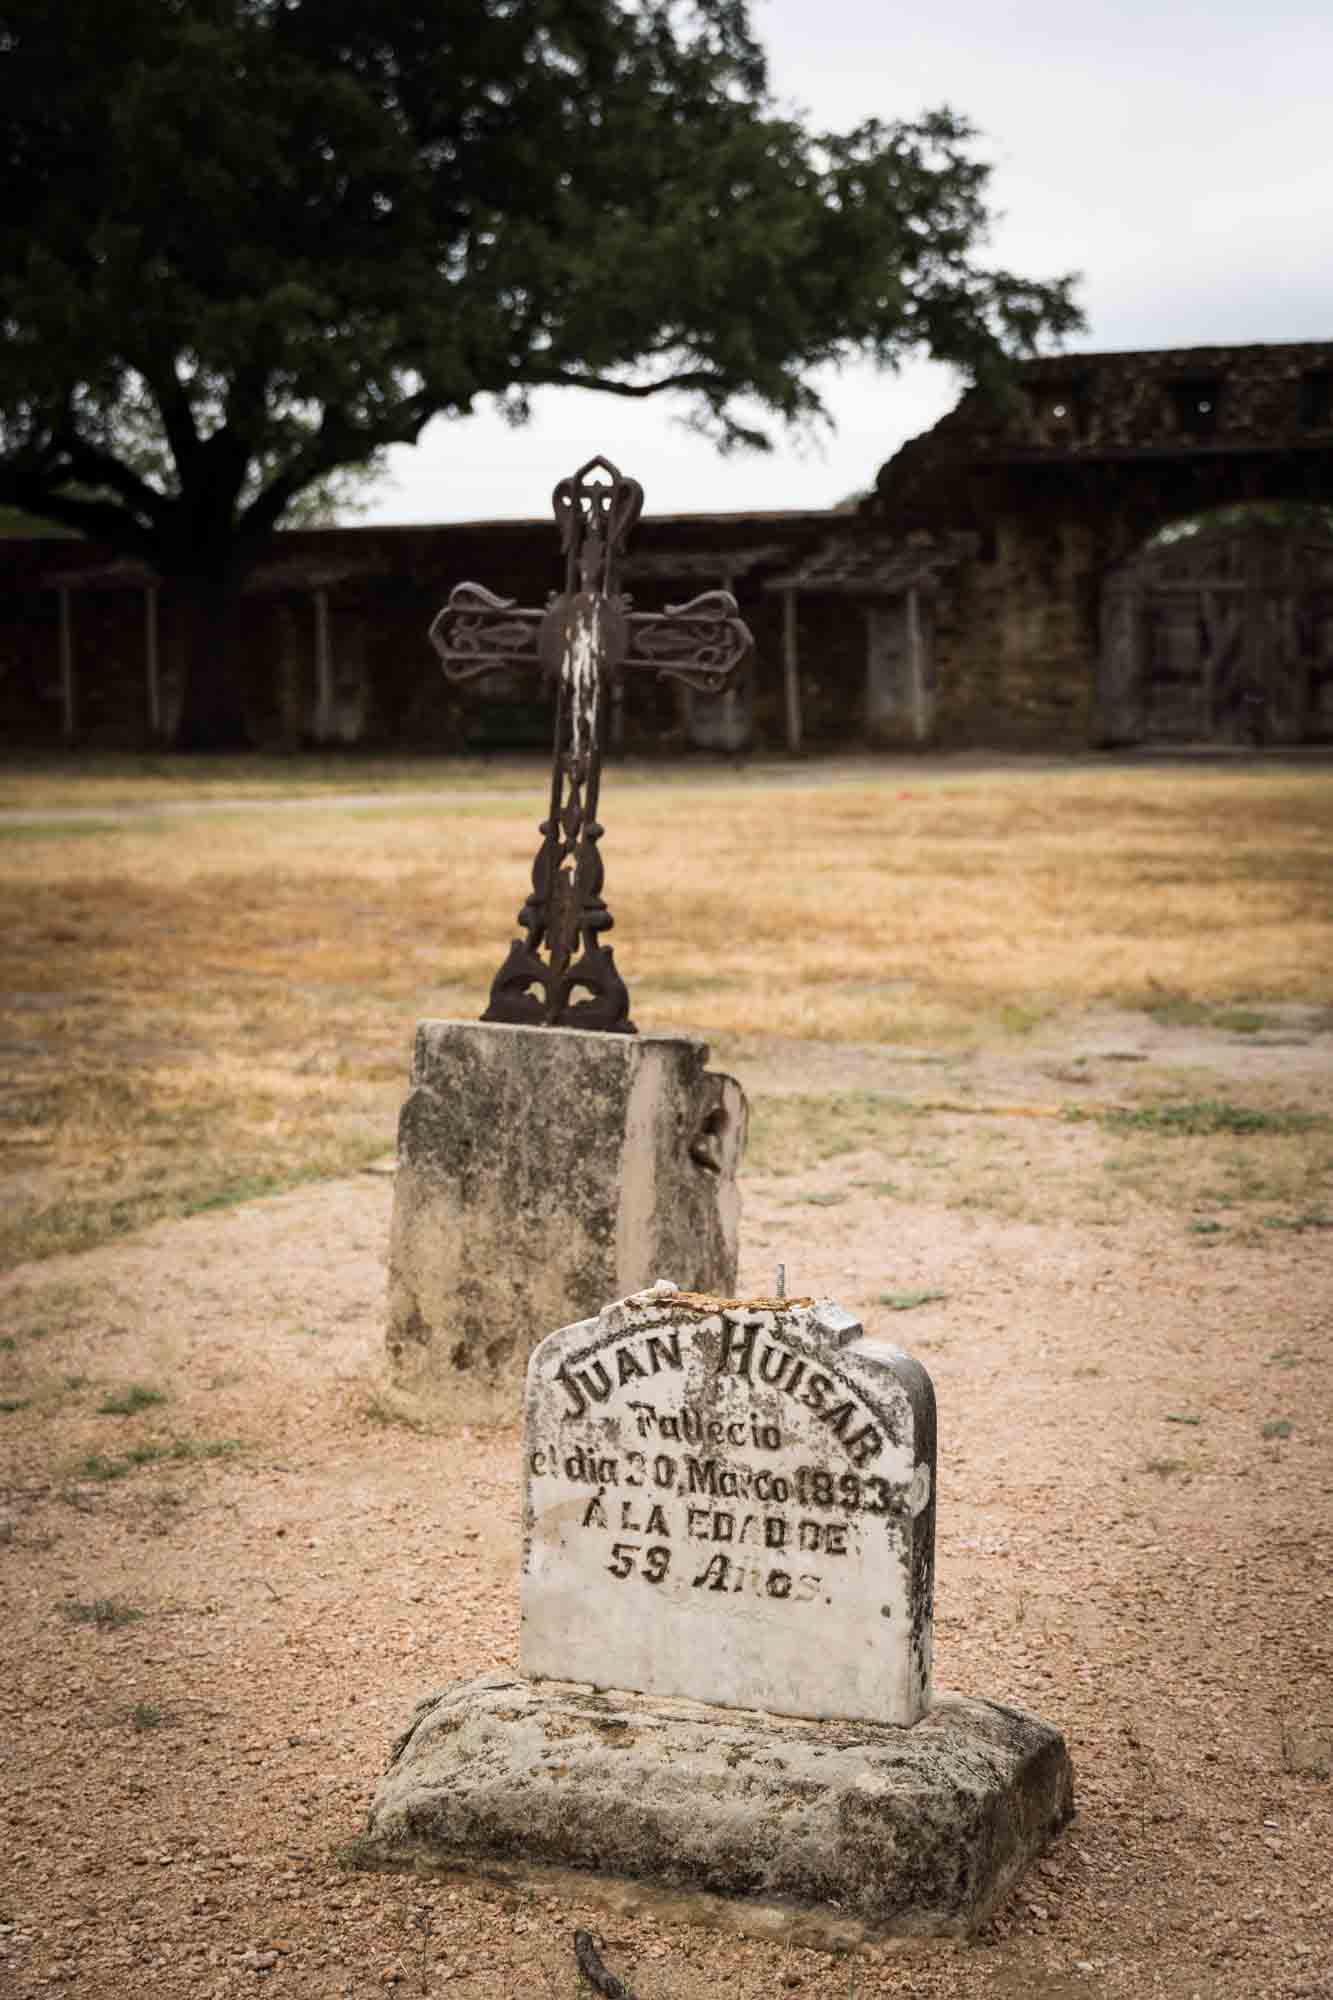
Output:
[
  {"xmin": 313, "ymin": 588, "xmax": 334, "ymax": 742},
  {"xmin": 58, "ymin": 586, "xmax": 75, "ymax": 744},
  {"xmin": 144, "ymin": 583, "xmax": 162, "ymax": 738},
  {"xmin": 782, "ymin": 587, "xmax": 802, "ymax": 755},
  {"xmin": 906, "ymin": 588, "xmax": 926, "ymax": 742}
]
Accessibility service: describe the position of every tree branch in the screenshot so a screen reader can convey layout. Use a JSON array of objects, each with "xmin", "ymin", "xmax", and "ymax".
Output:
[
  {"xmin": 0, "ymin": 464, "xmax": 159, "ymax": 561},
  {"xmin": 234, "ymin": 413, "xmax": 363, "ymax": 545},
  {"xmin": 46, "ymin": 425, "xmax": 170, "ymax": 526},
  {"xmin": 139, "ymin": 357, "xmax": 201, "ymax": 473},
  {"xmin": 523, "ymin": 365, "xmax": 731, "ymax": 401}
]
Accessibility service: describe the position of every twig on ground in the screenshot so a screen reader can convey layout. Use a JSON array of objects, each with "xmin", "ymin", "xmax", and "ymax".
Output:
[{"xmin": 574, "ymin": 1929, "xmax": 640, "ymax": 2000}]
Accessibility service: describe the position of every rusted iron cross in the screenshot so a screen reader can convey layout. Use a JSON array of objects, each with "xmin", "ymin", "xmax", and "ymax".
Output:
[{"xmin": 430, "ymin": 455, "xmax": 753, "ymax": 1034}]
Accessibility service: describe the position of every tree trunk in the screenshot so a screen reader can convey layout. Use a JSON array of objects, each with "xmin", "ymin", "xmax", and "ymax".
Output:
[{"xmin": 171, "ymin": 569, "xmax": 252, "ymax": 750}]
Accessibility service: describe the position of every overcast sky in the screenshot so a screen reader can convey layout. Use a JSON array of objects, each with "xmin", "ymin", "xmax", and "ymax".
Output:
[{"xmin": 358, "ymin": 0, "xmax": 1333, "ymax": 527}]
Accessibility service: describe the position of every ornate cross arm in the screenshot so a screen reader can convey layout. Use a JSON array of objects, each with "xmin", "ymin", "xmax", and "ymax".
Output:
[
  {"xmin": 625, "ymin": 590, "xmax": 753, "ymax": 694},
  {"xmin": 429, "ymin": 583, "xmax": 545, "ymax": 682}
]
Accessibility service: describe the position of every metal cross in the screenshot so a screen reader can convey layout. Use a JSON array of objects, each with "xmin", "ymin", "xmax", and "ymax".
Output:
[{"xmin": 430, "ymin": 455, "xmax": 754, "ymax": 1034}]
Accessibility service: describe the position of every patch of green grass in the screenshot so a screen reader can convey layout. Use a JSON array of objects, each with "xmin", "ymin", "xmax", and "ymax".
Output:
[
  {"xmin": 0, "ymin": 1395, "xmax": 33, "ymax": 1412},
  {"xmin": 126, "ymin": 1444, "xmax": 169, "ymax": 1467},
  {"xmin": 0, "ymin": 1336, "xmax": 15, "ymax": 1353},
  {"xmin": 1143, "ymin": 997, "xmax": 1213, "ymax": 1028},
  {"xmin": 1267, "ymin": 1349, "xmax": 1304, "ymax": 1368},
  {"xmin": 1262, "ymin": 1418, "xmax": 1294, "ymax": 1440},
  {"xmin": 794, "ymin": 1191, "xmax": 845, "ymax": 1207},
  {"xmin": 3, "ymin": 1144, "xmax": 386, "ymax": 1268},
  {"xmin": 76, "ymin": 1437, "xmax": 240, "ymax": 1482},
  {"xmin": 878, "ymin": 1291, "xmax": 948, "ymax": 1312},
  {"xmin": 170, "ymin": 1437, "xmax": 241, "ymax": 1461},
  {"xmin": 182, "ymin": 1175, "xmax": 292, "ymax": 1215},
  {"xmin": 1164, "ymin": 1412, "xmax": 1202, "ymax": 1426},
  {"xmin": 61, "ymin": 1598, "xmax": 144, "ymax": 1628},
  {"xmin": 1261, "ymin": 1210, "xmax": 1331, "ymax": 1233},
  {"xmin": 1101, "ymin": 1100, "xmax": 1324, "ymax": 1137},
  {"xmin": 1141, "ymin": 998, "xmax": 1273, "ymax": 1034},
  {"xmin": 77, "ymin": 1453, "xmax": 133, "ymax": 1481},
  {"xmin": 130, "ymin": 1702, "xmax": 165, "ymax": 1731},
  {"xmin": 97, "ymin": 1383, "xmax": 167, "ymax": 1416},
  {"xmin": 1187, "ymin": 1219, "xmax": 1226, "ymax": 1236}
]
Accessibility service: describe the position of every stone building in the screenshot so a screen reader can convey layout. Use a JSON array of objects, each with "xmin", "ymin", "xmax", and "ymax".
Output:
[
  {"xmin": 860, "ymin": 339, "xmax": 1333, "ymax": 745},
  {"xmin": 4, "ymin": 340, "xmax": 1331, "ymax": 752}
]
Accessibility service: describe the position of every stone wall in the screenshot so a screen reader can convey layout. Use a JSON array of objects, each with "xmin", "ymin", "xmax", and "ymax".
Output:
[{"xmin": 870, "ymin": 341, "xmax": 1333, "ymax": 746}]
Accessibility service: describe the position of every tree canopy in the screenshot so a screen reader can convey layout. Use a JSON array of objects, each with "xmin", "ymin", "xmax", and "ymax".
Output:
[{"xmin": 0, "ymin": 0, "xmax": 1082, "ymax": 743}]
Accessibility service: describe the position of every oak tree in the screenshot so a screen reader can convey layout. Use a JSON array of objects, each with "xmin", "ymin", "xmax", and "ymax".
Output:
[{"xmin": 0, "ymin": 0, "xmax": 1081, "ymax": 745}]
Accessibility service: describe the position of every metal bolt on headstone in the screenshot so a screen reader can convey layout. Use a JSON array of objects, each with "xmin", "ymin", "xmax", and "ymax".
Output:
[{"xmin": 430, "ymin": 455, "xmax": 753, "ymax": 1034}]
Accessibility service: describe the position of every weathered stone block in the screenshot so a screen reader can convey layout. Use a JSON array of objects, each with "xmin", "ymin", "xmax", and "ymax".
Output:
[
  {"xmin": 385, "ymin": 1025, "xmax": 745, "ymax": 1387},
  {"xmin": 364, "ymin": 1674, "xmax": 1075, "ymax": 1937}
]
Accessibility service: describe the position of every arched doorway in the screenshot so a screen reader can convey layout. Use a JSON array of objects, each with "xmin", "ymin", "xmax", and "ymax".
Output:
[{"xmin": 1099, "ymin": 509, "xmax": 1333, "ymax": 745}]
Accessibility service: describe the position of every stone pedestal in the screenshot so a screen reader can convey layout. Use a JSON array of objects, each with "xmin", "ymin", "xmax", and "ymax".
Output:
[
  {"xmin": 385, "ymin": 1027, "xmax": 746, "ymax": 1387},
  {"xmin": 364, "ymin": 1674, "xmax": 1074, "ymax": 1937}
]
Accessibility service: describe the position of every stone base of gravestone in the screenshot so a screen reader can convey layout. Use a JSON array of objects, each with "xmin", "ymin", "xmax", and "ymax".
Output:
[
  {"xmin": 364, "ymin": 1675, "xmax": 1073, "ymax": 1937},
  {"xmin": 385, "ymin": 1027, "xmax": 746, "ymax": 1387}
]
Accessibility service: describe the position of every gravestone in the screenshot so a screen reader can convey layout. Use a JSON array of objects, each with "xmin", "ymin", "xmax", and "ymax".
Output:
[
  {"xmin": 521, "ymin": 1283, "xmax": 934, "ymax": 1725},
  {"xmin": 366, "ymin": 1283, "xmax": 1075, "ymax": 1936},
  {"xmin": 385, "ymin": 455, "xmax": 754, "ymax": 1386}
]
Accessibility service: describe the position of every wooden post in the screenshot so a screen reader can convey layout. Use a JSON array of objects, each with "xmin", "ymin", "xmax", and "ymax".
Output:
[
  {"xmin": 906, "ymin": 587, "xmax": 925, "ymax": 742},
  {"xmin": 58, "ymin": 585, "xmax": 75, "ymax": 743},
  {"xmin": 144, "ymin": 583, "xmax": 162, "ymax": 738},
  {"xmin": 313, "ymin": 587, "xmax": 333, "ymax": 742},
  {"xmin": 782, "ymin": 586, "xmax": 803, "ymax": 754},
  {"xmin": 680, "ymin": 571, "xmax": 738, "ymax": 748}
]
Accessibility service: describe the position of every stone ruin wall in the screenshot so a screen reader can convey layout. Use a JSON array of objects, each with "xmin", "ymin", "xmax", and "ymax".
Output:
[
  {"xmin": 916, "ymin": 513, "xmax": 1103, "ymax": 748},
  {"xmin": 869, "ymin": 341, "xmax": 1333, "ymax": 747}
]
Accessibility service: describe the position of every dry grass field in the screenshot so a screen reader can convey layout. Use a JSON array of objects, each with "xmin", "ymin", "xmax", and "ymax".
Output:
[
  {"xmin": 2, "ymin": 753, "xmax": 1332, "ymax": 2000},
  {"xmin": 1, "ymin": 753, "xmax": 1330, "ymax": 1266}
]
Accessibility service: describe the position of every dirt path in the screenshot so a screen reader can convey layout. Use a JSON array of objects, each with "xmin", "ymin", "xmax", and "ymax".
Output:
[{"xmin": 1, "ymin": 1017, "xmax": 1330, "ymax": 2000}]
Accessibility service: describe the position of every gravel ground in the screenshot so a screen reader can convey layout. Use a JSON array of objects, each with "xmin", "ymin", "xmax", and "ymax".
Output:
[{"xmin": 1, "ymin": 1014, "xmax": 1330, "ymax": 2000}]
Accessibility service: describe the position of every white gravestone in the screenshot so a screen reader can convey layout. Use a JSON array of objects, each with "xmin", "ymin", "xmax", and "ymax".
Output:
[
  {"xmin": 521, "ymin": 1281, "xmax": 935, "ymax": 1727},
  {"xmin": 367, "ymin": 1281, "xmax": 1074, "ymax": 1932}
]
